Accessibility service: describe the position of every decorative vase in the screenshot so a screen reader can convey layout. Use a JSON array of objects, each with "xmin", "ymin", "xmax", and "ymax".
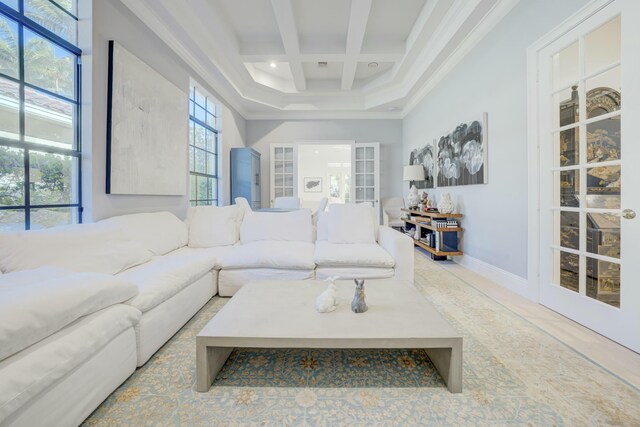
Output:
[
  {"xmin": 407, "ymin": 185, "xmax": 419, "ymax": 208},
  {"xmin": 437, "ymin": 193, "xmax": 455, "ymax": 214}
]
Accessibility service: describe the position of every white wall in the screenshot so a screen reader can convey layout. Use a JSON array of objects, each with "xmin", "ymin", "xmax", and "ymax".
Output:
[
  {"xmin": 402, "ymin": 0, "xmax": 590, "ymax": 279},
  {"xmin": 83, "ymin": 0, "xmax": 245, "ymax": 221},
  {"xmin": 245, "ymin": 120, "xmax": 403, "ymax": 209},
  {"xmin": 219, "ymin": 106, "xmax": 247, "ymax": 205}
]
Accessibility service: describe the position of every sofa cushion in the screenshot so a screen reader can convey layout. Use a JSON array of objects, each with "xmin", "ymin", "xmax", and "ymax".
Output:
[
  {"xmin": 240, "ymin": 209, "xmax": 313, "ymax": 244},
  {"xmin": 314, "ymin": 241, "xmax": 395, "ymax": 268},
  {"xmin": 168, "ymin": 245, "xmax": 235, "ymax": 269},
  {"xmin": 316, "ymin": 267, "xmax": 395, "ymax": 280},
  {"xmin": 117, "ymin": 249, "xmax": 217, "ymax": 313},
  {"xmin": 188, "ymin": 205, "xmax": 241, "ymax": 248},
  {"xmin": 327, "ymin": 203, "xmax": 376, "ymax": 244},
  {"xmin": 0, "ymin": 304, "xmax": 140, "ymax": 423},
  {"xmin": 316, "ymin": 211, "xmax": 328, "ymax": 240},
  {"xmin": 100, "ymin": 211, "xmax": 188, "ymax": 256},
  {"xmin": 0, "ymin": 223, "xmax": 152, "ymax": 275},
  {"xmin": 0, "ymin": 268, "xmax": 138, "ymax": 361},
  {"xmin": 220, "ymin": 241, "xmax": 315, "ymax": 270}
]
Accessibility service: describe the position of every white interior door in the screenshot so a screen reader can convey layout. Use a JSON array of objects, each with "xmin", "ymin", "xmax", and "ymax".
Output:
[
  {"xmin": 353, "ymin": 143, "xmax": 380, "ymax": 222},
  {"xmin": 270, "ymin": 144, "xmax": 296, "ymax": 207},
  {"xmin": 537, "ymin": 0, "xmax": 640, "ymax": 352}
]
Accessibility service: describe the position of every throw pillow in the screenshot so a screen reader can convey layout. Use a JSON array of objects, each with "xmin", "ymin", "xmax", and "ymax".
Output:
[
  {"xmin": 188, "ymin": 205, "xmax": 241, "ymax": 247},
  {"xmin": 327, "ymin": 203, "xmax": 376, "ymax": 244}
]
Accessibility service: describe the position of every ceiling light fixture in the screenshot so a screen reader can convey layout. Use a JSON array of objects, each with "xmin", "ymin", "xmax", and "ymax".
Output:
[
  {"xmin": 269, "ymin": 61, "xmax": 277, "ymax": 68},
  {"xmin": 368, "ymin": 62, "xmax": 378, "ymax": 68}
]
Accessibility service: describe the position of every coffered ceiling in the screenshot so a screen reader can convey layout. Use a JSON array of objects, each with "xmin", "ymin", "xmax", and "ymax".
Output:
[{"xmin": 120, "ymin": 0, "xmax": 520, "ymax": 119}]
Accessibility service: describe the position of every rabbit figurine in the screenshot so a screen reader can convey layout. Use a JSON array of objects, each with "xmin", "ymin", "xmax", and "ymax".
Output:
[
  {"xmin": 315, "ymin": 276, "xmax": 339, "ymax": 313},
  {"xmin": 351, "ymin": 279, "xmax": 368, "ymax": 313}
]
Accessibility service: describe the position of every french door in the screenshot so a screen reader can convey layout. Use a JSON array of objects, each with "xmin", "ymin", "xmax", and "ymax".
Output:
[
  {"xmin": 353, "ymin": 143, "xmax": 380, "ymax": 222},
  {"xmin": 537, "ymin": 0, "xmax": 640, "ymax": 352},
  {"xmin": 269, "ymin": 144, "xmax": 296, "ymax": 207}
]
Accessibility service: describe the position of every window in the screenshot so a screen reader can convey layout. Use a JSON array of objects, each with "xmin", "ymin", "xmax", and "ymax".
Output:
[
  {"xmin": 0, "ymin": 0, "xmax": 81, "ymax": 231},
  {"xmin": 188, "ymin": 85, "xmax": 219, "ymax": 206}
]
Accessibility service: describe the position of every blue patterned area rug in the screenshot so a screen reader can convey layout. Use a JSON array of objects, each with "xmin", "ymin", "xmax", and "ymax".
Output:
[{"xmin": 83, "ymin": 253, "xmax": 640, "ymax": 426}]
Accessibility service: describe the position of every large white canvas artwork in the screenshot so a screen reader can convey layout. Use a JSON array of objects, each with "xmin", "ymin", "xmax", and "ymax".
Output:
[{"xmin": 106, "ymin": 41, "xmax": 188, "ymax": 195}]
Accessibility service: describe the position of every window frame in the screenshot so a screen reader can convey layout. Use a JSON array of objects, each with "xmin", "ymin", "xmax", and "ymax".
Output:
[
  {"xmin": 188, "ymin": 85, "xmax": 219, "ymax": 206},
  {"xmin": 0, "ymin": 0, "xmax": 82, "ymax": 230}
]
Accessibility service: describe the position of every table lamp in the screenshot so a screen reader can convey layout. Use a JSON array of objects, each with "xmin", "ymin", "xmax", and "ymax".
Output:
[{"xmin": 403, "ymin": 165, "xmax": 425, "ymax": 209}]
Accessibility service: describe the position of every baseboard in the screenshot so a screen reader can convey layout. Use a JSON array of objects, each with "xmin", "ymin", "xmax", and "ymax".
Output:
[{"xmin": 452, "ymin": 254, "xmax": 537, "ymax": 301}]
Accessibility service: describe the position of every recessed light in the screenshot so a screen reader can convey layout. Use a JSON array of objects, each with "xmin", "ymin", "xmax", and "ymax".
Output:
[
  {"xmin": 368, "ymin": 62, "xmax": 378, "ymax": 68},
  {"xmin": 314, "ymin": 150, "xmax": 320, "ymax": 154},
  {"xmin": 269, "ymin": 61, "xmax": 277, "ymax": 68}
]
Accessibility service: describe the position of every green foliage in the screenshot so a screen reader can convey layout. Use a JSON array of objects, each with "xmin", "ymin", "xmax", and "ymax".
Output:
[
  {"xmin": 0, "ymin": 146, "xmax": 23, "ymax": 206},
  {"xmin": 0, "ymin": 0, "xmax": 78, "ymax": 230},
  {"xmin": 0, "ymin": 15, "xmax": 19, "ymax": 78}
]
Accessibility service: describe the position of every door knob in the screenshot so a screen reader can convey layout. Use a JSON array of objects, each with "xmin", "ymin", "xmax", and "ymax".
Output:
[{"xmin": 622, "ymin": 209, "xmax": 636, "ymax": 219}]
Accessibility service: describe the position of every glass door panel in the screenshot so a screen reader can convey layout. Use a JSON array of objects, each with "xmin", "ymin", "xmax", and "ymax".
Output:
[
  {"xmin": 352, "ymin": 143, "xmax": 380, "ymax": 222},
  {"xmin": 270, "ymin": 144, "xmax": 295, "ymax": 206},
  {"xmin": 538, "ymin": 2, "xmax": 640, "ymax": 352}
]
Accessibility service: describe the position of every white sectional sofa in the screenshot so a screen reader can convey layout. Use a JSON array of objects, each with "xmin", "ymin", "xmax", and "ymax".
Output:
[
  {"xmin": 0, "ymin": 203, "xmax": 413, "ymax": 427},
  {"xmin": 217, "ymin": 208, "xmax": 317, "ymax": 296},
  {"xmin": 0, "ymin": 268, "xmax": 141, "ymax": 427}
]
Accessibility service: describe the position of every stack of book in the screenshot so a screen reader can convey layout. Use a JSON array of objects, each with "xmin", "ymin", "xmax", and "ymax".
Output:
[
  {"xmin": 432, "ymin": 219, "xmax": 459, "ymax": 228},
  {"xmin": 419, "ymin": 230, "xmax": 458, "ymax": 252}
]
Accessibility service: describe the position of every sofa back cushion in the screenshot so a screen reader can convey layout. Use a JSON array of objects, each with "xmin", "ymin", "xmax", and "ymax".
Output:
[
  {"xmin": 240, "ymin": 209, "xmax": 313, "ymax": 243},
  {"xmin": 188, "ymin": 205, "xmax": 241, "ymax": 248},
  {"xmin": 326, "ymin": 203, "xmax": 377, "ymax": 244},
  {"xmin": 100, "ymin": 211, "xmax": 187, "ymax": 255},
  {"xmin": 316, "ymin": 211, "xmax": 329, "ymax": 241},
  {"xmin": 0, "ymin": 223, "xmax": 152, "ymax": 275}
]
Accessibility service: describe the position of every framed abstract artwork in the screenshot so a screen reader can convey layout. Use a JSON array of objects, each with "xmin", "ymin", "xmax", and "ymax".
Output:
[
  {"xmin": 408, "ymin": 141, "xmax": 436, "ymax": 189},
  {"xmin": 435, "ymin": 113, "xmax": 488, "ymax": 187},
  {"xmin": 106, "ymin": 41, "xmax": 188, "ymax": 195},
  {"xmin": 304, "ymin": 177, "xmax": 322, "ymax": 193}
]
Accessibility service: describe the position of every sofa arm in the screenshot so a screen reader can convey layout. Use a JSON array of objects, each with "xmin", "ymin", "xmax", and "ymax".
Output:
[{"xmin": 378, "ymin": 225, "xmax": 414, "ymax": 284}]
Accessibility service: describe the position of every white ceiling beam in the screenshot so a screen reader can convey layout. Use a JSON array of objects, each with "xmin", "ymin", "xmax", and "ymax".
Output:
[
  {"xmin": 240, "ymin": 52, "xmax": 404, "ymax": 63},
  {"xmin": 341, "ymin": 0, "xmax": 372, "ymax": 90},
  {"xmin": 270, "ymin": 0, "xmax": 306, "ymax": 91}
]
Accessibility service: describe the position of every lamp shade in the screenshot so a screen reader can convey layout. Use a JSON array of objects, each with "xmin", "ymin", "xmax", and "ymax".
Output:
[{"xmin": 403, "ymin": 164, "xmax": 425, "ymax": 181}]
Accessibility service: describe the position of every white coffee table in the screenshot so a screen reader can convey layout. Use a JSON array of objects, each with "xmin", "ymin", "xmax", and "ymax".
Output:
[{"xmin": 196, "ymin": 279, "xmax": 463, "ymax": 393}]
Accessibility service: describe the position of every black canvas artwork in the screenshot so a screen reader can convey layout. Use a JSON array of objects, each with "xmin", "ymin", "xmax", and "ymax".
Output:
[
  {"xmin": 436, "ymin": 114, "xmax": 488, "ymax": 187},
  {"xmin": 408, "ymin": 143, "xmax": 435, "ymax": 189}
]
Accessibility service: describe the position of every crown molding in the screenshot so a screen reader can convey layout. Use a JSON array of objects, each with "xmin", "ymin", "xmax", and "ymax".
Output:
[
  {"xmin": 401, "ymin": 0, "xmax": 521, "ymax": 117},
  {"xmin": 120, "ymin": 0, "xmax": 521, "ymax": 121},
  {"xmin": 243, "ymin": 110, "xmax": 403, "ymax": 120},
  {"xmin": 119, "ymin": 0, "xmax": 251, "ymax": 118}
]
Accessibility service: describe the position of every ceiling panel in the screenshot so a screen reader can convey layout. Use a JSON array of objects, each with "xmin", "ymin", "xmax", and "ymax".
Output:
[
  {"xmin": 292, "ymin": 0, "xmax": 351, "ymax": 53},
  {"xmin": 213, "ymin": 0, "xmax": 282, "ymax": 45},
  {"xmin": 245, "ymin": 62, "xmax": 297, "ymax": 93},
  {"xmin": 354, "ymin": 61, "xmax": 393, "ymax": 80},
  {"xmin": 362, "ymin": 0, "xmax": 427, "ymax": 51},
  {"xmin": 302, "ymin": 61, "xmax": 344, "ymax": 80}
]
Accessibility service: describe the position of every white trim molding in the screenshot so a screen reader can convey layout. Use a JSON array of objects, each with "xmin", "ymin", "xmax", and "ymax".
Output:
[{"xmin": 453, "ymin": 255, "xmax": 535, "ymax": 301}]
